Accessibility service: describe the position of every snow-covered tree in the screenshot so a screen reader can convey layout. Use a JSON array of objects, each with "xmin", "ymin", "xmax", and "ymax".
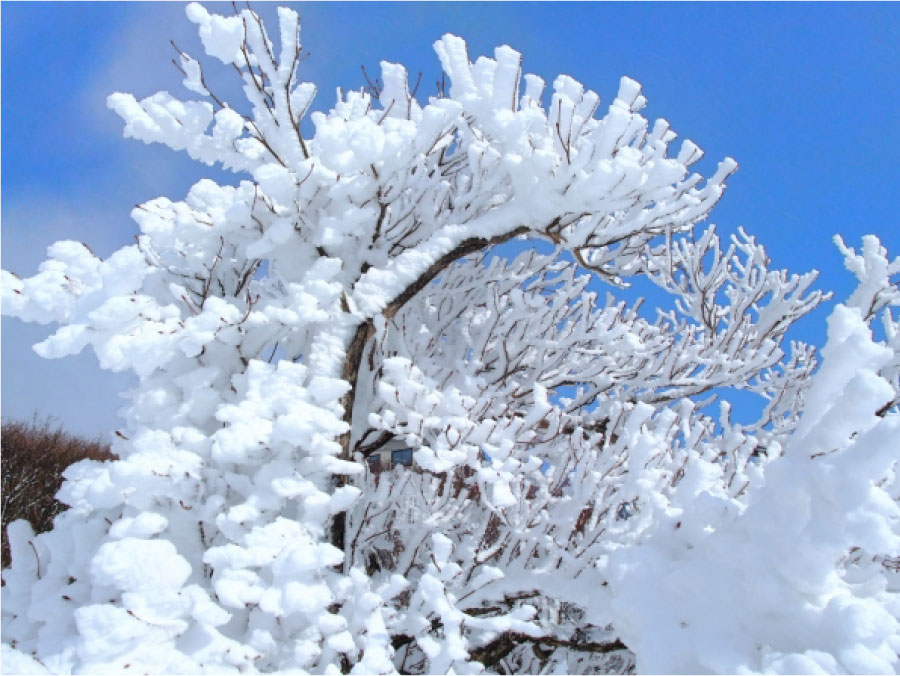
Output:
[{"xmin": 3, "ymin": 4, "xmax": 899, "ymax": 674}]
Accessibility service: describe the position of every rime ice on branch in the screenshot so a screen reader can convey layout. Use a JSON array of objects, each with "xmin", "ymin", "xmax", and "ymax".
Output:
[{"xmin": 2, "ymin": 3, "xmax": 899, "ymax": 674}]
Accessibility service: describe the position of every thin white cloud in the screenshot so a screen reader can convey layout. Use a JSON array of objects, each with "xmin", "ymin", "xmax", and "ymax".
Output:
[
  {"xmin": 1, "ymin": 196, "xmax": 134, "ymax": 273},
  {"xmin": 1, "ymin": 318, "xmax": 133, "ymax": 441}
]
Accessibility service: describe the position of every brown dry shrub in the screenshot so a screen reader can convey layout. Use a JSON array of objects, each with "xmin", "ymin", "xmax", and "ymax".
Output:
[{"xmin": 1, "ymin": 416, "xmax": 113, "ymax": 568}]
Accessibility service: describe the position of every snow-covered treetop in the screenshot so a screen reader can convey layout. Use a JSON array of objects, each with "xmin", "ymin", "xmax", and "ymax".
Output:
[{"xmin": 108, "ymin": 1, "xmax": 737, "ymax": 304}]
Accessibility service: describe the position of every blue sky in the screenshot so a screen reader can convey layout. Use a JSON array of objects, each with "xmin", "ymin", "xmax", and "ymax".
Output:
[{"xmin": 2, "ymin": 2, "xmax": 899, "ymax": 438}]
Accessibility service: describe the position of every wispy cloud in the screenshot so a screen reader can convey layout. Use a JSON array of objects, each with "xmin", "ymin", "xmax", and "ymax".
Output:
[
  {"xmin": 1, "ymin": 318, "xmax": 134, "ymax": 441},
  {"xmin": 1, "ymin": 196, "xmax": 135, "ymax": 273}
]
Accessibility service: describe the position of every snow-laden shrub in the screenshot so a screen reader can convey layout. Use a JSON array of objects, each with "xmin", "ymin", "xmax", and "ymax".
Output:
[{"xmin": 2, "ymin": 4, "xmax": 898, "ymax": 673}]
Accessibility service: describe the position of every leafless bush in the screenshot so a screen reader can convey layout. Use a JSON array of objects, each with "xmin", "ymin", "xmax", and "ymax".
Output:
[{"xmin": 1, "ymin": 416, "xmax": 112, "ymax": 568}]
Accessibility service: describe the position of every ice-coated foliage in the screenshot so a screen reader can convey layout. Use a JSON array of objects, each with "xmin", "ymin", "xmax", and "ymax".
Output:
[{"xmin": 3, "ymin": 4, "xmax": 899, "ymax": 674}]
